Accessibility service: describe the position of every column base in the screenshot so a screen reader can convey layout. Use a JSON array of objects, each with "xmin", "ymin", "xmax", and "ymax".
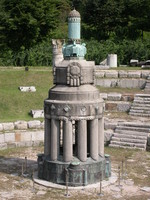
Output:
[{"xmin": 38, "ymin": 154, "xmax": 110, "ymax": 187}]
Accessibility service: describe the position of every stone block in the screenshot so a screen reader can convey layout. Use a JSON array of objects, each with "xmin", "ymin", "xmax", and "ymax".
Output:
[
  {"xmin": 32, "ymin": 141, "xmax": 44, "ymax": 146},
  {"xmin": 96, "ymin": 79, "xmax": 112, "ymax": 87},
  {"xmin": 121, "ymin": 94, "xmax": 134, "ymax": 101},
  {"xmin": 100, "ymin": 93, "xmax": 108, "ymax": 100},
  {"xmin": 118, "ymin": 79, "xmax": 145, "ymax": 88},
  {"xmin": 18, "ymin": 86, "xmax": 36, "ymax": 92},
  {"xmin": 20, "ymin": 131, "xmax": 32, "ymax": 141},
  {"xmin": 32, "ymin": 130, "xmax": 44, "ymax": 141},
  {"xmin": 104, "ymin": 130, "xmax": 113, "ymax": 145},
  {"xmin": 105, "ymin": 102, "xmax": 117, "ymax": 111},
  {"xmin": 4, "ymin": 132, "xmax": 15, "ymax": 143},
  {"xmin": 95, "ymin": 71, "xmax": 105, "ymax": 78},
  {"xmin": 104, "ymin": 121, "xmax": 117, "ymax": 130},
  {"xmin": 0, "ymin": 134, "xmax": 5, "ymax": 143},
  {"xmin": 117, "ymin": 102, "xmax": 131, "ymax": 112},
  {"xmin": 15, "ymin": 131, "xmax": 21, "ymax": 142},
  {"xmin": 7, "ymin": 143, "xmax": 17, "ymax": 149},
  {"xmin": 128, "ymin": 71, "xmax": 141, "ymax": 78},
  {"xmin": 14, "ymin": 121, "xmax": 27, "ymax": 130},
  {"xmin": 107, "ymin": 93, "xmax": 122, "ymax": 101},
  {"xmin": 105, "ymin": 71, "xmax": 118, "ymax": 78},
  {"xmin": 30, "ymin": 110, "xmax": 44, "ymax": 118},
  {"xmin": 18, "ymin": 141, "xmax": 33, "ymax": 147},
  {"xmin": 118, "ymin": 71, "xmax": 128, "ymax": 78},
  {"xmin": 141, "ymin": 71, "xmax": 150, "ymax": 79},
  {"xmin": 0, "ymin": 143, "xmax": 7, "ymax": 150},
  {"xmin": 40, "ymin": 121, "xmax": 44, "ymax": 129},
  {"xmin": 2, "ymin": 123, "xmax": 14, "ymax": 131},
  {"xmin": 28, "ymin": 120, "xmax": 41, "ymax": 129},
  {"xmin": 0, "ymin": 124, "xmax": 3, "ymax": 132}
]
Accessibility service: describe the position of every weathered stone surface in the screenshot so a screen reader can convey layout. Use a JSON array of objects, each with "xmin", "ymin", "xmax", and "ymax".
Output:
[
  {"xmin": 2, "ymin": 123, "xmax": 14, "ymax": 131},
  {"xmin": 95, "ymin": 71, "xmax": 105, "ymax": 78},
  {"xmin": 117, "ymin": 102, "xmax": 131, "ymax": 112},
  {"xmin": 104, "ymin": 130, "xmax": 113, "ymax": 145},
  {"xmin": 104, "ymin": 121, "xmax": 117, "ymax": 130},
  {"xmin": 117, "ymin": 79, "xmax": 145, "ymax": 88},
  {"xmin": 105, "ymin": 71, "xmax": 118, "ymax": 78},
  {"xmin": 20, "ymin": 131, "xmax": 32, "ymax": 141},
  {"xmin": 4, "ymin": 132, "xmax": 15, "ymax": 143},
  {"xmin": 121, "ymin": 94, "xmax": 134, "ymax": 101},
  {"xmin": 0, "ymin": 134, "xmax": 5, "ymax": 143},
  {"xmin": 19, "ymin": 86, "xmax": 36, "ymax": 92},
  {"xmin": 140, "ymin": 187, "xmax": 150, "ymax": 193},
  {"xmin": 96, "ymin": 79, "xmax": 112, "ymax": 87},
  {"xmin": 15, "ymin": 131, "xmax": 21, "ymax": 142},
  {"xmin": 128, "ymin": 71, "xmax": 141, "ymax": 78},
  {"xmin": 105, "ymin": 102, "xmax": 117, "ymax": 111},
  {"xmin": 141, "ymin": 71, "xmax": 150, "ymax": 78},
  {"xmin": 100, "ymin": 93, "xmax": 108, "ymax": 100},
  {"xmin": 14, "ymin": 121, "xmax": 27, "ymax": 130},
  {"xmin": 107, "ymin": 93, "xmax": 122, "ymax": 101},
  {"xmin": 147, "ymin": 134, "xmax": 150, "ymax": 146},
  {"xmin": 28, "ymin": 120, "xmax": 41, "ymax": 129},
  {"xmin": 118, "ymin": 71, "xmax": 128, "ymax": 78},
  {"xmin": 0, "ymin": 124, "xmax": 3, "ymax": 132},
  {"xmin": 32, "ymin": 130, "xmax": 44, "ymax": 141},
  {"xmin": 0, "ymin": 143, "xmax": 7, "ymax": 149},
  {"xmin": 40, "ymin": 121, "xmax": 44, "ymax": 129},
  {"xmin": 30, "ymin": 110, "xmax": 44, "ymax": 118}
]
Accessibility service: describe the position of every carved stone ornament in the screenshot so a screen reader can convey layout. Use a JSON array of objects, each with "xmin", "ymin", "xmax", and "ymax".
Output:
[{"xmin": 67, "ymin": 62, "xmax": 81, "ymax": 86}]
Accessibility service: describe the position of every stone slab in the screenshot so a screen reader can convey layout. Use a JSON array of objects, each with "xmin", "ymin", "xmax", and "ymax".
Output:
[
  {"xmin": 141, "ymin": 71, "xmax": 150, "ymax": 78},
  {"xmin": 20, "ymin": 131, "xmax": 32, "ymax": 141},
  {"xmin": 104, "ymin": 121, "xmax": 118, "ymax": 130},
  {"xmin": 0, "ymin": 124, "xmax": 3, "ymax": 131},
  {"xmin": 18, "ymin": 86, "xmax": 36, "ymax": 92},
  {"xmin": 105, "ymin": 71, "xmax": 118, "ymax": 78},
  {"xmin": 96, "ymin": 79, "xmax": 114, "ymax": 87},
  {"xmin": 118, "ymin": 71, "xmax": 128, "ymax": 78},
  {"xmin": 0, "ymin": 134, "xmax": 5, "ymax": 143},
  {"xmin": 0, "ymin": 143, "xmax": 7, "ymax": 150},
  {"xmin": 32, "ymin": 130, "xmax": 44, "ymax": 141},
  {"xmin": 117, "ymin": 102, "xmax": 131, "ymax": 112},
  {"xmin": 107, "ymin": 93, "xmax": 122, "ymax": 101},
  {"xmin": 95, "ymin": 71, "xmax": 105, "ymax": 78},
  {"xmin": 128, "ymin": 71, "xmax": 141, "ymax": 78},
  {"xmin": 121, "ymin": 94, "xmax": 134, "ymax": 101},
  {"xmin": 14, "ymin": 121, "xmax": 27, "ymax": 130},
  {"xmin": 28, "ymin": 120, "xmax": 41, "ymax": 129},
  {"xmin": 30, "ymin": 110, "xmax": 44, "ymax": 118},
  {"xmin": 2, "ymin": 123, "xmax": 14, "ymax": 131},
  {"xmin": 117, "ymin": 79, "xmax": 145, "ymax": 88},
  {"xmin": 100, "ymin": 93, "xmax": 108, "ymax": 100},
  {"xmin": 4, "ymin": 132, "xmax": 15, "ymax": 143}
]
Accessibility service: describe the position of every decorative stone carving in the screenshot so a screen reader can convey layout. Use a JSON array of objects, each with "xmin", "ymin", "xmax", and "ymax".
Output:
[{"xmin": 67, "ymin": 62, "xmax": 81, "ymax": 86}]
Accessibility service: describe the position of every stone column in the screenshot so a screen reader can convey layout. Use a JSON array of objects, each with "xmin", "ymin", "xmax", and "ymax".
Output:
[
  {"xmin": 63, "ymin": 120, "xmax": 72, "ymax": 162},
  {"xmin": 77, "ymin": 120, "xmax": 87, "ymax": 162},
  {"xmin": 44, "ymin": 118, "xmax": 51, "ymax": 156},
  {"xmin": 98, "ymin": 117, "xmax": 104, "ymax": 157},
  {"xmin": 90, "ymin": 119, "xmax": 98, "ymax": 160},
  {"xmin": 50, "ymin": 119, "xmax": 60, "ymax": 161}
]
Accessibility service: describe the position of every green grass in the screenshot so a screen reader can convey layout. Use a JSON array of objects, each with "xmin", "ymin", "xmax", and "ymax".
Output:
[{"xmin": 0, "ymin": 67, "xmax": 53, "ymax": 122}]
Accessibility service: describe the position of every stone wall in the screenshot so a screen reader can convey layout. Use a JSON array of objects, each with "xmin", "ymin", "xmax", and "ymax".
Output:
[
  {"xmin": 0, "ymin": 120, "xmax": 44, "ymax": 150},
  {"xmin": 96, "ymin": 70, "xmax": 150, "ymax": 88}
]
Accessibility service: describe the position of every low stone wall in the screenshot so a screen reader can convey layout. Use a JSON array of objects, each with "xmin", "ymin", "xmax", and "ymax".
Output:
[
  {"xmin": 95, "ymin": 70, "xmax": 150, "ymax": 88},
  {"xmin": 0, "ymin": 120, "xmax": 44, "ymax": 150}
]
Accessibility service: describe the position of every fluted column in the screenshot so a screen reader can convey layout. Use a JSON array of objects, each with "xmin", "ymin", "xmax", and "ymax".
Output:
[
  {"xmin": 44, "ymin": 118, "xmax": 51, "ymax": 156},
  {"xmin": 90, "ymin": 119, "xmax": 98, "ymax": 160},
  {"xmin": 98, "ymin": 117, "xmax": 104, "ymax": 157},
  {"xmin": 63, "ymin": 120, "xmax": 72, "ymax": 162},
  {"xmin": 78, "ymin": 120, "xmax": 87, "ymax": 162},
  {"xmin": 50, "ymin": 119, "xmax": 60, "ymax": 161}
]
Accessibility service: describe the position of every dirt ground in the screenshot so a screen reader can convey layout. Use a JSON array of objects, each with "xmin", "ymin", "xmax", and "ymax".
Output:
[{"xmin": 0, "ymin": 146, "xmax": 150, "ymax": 200}]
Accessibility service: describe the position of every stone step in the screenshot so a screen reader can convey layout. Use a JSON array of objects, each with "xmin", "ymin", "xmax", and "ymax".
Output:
[
  {"xmin": 117, "ymin": 122, "xmax": 150, "ymax": 129},
  {"xmin": 135, "ymin": 94, "xmax": 150, "ymax": 98},
  {"xmin": 129, "ymin": 109, "xmax": 150, "ymax": 114},
  {"xmin": 134, "ymin": 99, "xmax": 150, "ymax": 104},
  {"xmin": 115, "ymin": 126, "xmax": 150, "ymax": 133},
  {"xmin": 109, "ymin": 144, "xmax": 144, "ymax": 150},
  {"xmin": 113, "ymin": 133, "xmax": 148, "ymax": 140},
  {"xmin": 111, "ymin": 137, "xmax": 146, "ymax": 144},
  {"xmin": 131, "ymin": 103, "xmax": 150, "ymax": 108},
  {"xmin": 129, "ymin": 112, "xmax": 150, "ymax": 117},
  {"xmin": 110, "ymin": 140, "xmax": 146, "ymax": 149},
  {"xmin": 114, "ymin": 129, "xmax": 149, "ymax": 137}
]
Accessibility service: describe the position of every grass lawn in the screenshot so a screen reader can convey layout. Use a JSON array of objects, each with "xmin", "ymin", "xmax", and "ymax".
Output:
[{"xmin": 0, "ymin": 67, "xmax": 53, "ymax": 122}]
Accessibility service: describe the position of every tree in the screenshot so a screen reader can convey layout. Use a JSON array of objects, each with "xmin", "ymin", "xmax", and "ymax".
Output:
[{"xmin": 0, "ymin": 0, "xmax": 70, "ymax": 52}]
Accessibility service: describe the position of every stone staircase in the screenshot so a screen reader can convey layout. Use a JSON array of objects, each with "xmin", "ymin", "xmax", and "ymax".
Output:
[
  {"xmin": 109, "ymin": 122, "xmax": 150, "ymax": 150},
  {"xmin": 129, "ymin": 94, "xmax": 150, "ymax": 117}
]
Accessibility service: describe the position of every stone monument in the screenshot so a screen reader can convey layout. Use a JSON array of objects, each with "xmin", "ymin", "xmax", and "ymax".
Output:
[{"xmin": 38, "ymin": 9, "xmax": 111, "ymax": 187}]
